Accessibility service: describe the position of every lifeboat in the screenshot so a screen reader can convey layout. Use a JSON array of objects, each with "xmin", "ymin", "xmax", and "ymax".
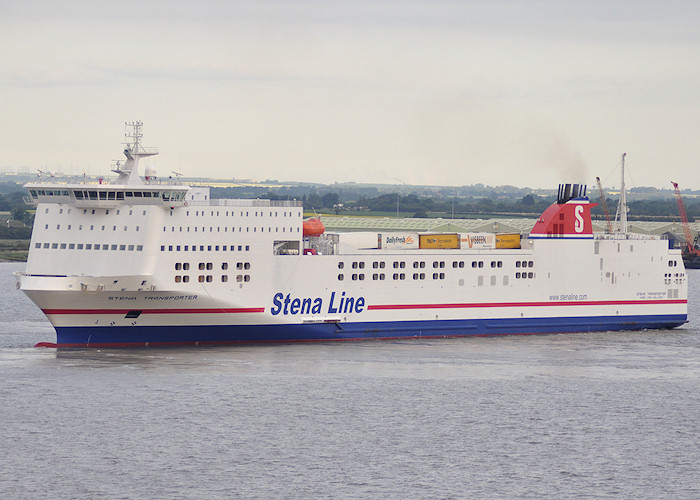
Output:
[{"xmin": 303, "ymin": 217, "xmax": 325, "ymax": 237}]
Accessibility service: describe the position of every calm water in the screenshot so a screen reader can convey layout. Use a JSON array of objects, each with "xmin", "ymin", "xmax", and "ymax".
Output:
[{"xmin": 1, "ymin": 261, "xmax": 698, "ymax": 499}]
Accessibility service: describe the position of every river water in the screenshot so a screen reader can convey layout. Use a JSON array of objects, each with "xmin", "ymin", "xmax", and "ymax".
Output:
[{"xmin": 0, "ymin": 261, "xmax": 698, "ymax": 499}]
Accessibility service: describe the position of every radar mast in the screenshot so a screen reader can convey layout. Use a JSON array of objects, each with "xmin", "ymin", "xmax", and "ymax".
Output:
[
  {"xmin": 115, "ymin": 121, "xmax": 158, "ymax": 185},
  {"xmin": 615, "ymin": 153, "xmax": 628, "ymax": 234}
]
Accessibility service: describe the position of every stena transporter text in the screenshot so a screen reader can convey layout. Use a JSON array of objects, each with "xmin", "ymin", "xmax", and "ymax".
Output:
[{"xmin": 16, "ymin": 123, "xmax": 688, "ymax": 347}]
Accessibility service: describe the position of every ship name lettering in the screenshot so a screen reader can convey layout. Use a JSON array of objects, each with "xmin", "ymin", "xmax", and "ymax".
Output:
[
  {"xmin": 144, "ymin": 295, "xmax": 198, "ymax": 301},
  {"xmin": 271, "ymin": 293, "xmax": 323, "ymax": 315},
  {"xmin": 270, "ymin": 291, "xmax": 365, "ymax": 315},
  {"xmin": 327, "ymin": 291, "xmax": 365, "ymax": 314}
]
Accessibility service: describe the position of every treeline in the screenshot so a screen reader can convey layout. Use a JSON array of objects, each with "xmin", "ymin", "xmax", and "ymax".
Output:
[
  {"xmin": 347, "ymin": 193, "xmax": 553, "ymax": 217},
  {"xmin": 0, "ymin": 225, "xmax": 31, "ymax": 239},
  {"xmin": 210, "ymin": 184, "xmax": 700, "ymax": 219},
  {"xmin": 244, "ymin": 189, "xmax": 699, "ymax": 220},
  {"xmin": 1, "ymin": 183, "xmax": 34, "ymax": 232},
  {"xmin": 0, "ymin": 189, "xmax": 26, "ymax": 212},
  {"xmin": 349, "ymin": 194, "xmax": 700, "ymax": 219}
]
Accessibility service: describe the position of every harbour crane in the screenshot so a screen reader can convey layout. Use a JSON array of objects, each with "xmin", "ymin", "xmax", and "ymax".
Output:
[{"xmin": 671, "ymin": 180, "xmax": 700, "ymax": 267}]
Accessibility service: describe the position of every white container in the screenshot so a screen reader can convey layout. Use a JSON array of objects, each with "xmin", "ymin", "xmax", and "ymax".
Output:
[{"xmin": 380, "ymin": 232, "xmax": 420, "ymax": 250}]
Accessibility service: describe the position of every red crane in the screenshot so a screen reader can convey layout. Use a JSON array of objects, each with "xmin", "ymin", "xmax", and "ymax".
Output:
[{"xmin": 671, "ymin": 181, "xmax": 700, "ymax": 258}]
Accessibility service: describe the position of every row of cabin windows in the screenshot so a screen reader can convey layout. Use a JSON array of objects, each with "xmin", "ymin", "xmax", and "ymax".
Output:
[
  {"xmin": 46, "ymin": 207, "xmax": 299, "ymax": 218},
  {"xmin": 164, "ymin": 226, "xmax": 299, "ymax": 233},
  {"xmin": 174, "ymin": 275, "xmax": 250, "ymax": 283},
  {"xmin": 338, "ymin": 272, "xmax": 446, "ymax": 281},
  {"xmin": 47, "ymin": 224, "xmax": 140, "ymax": 231},
  {"xmin": 50, "ymin": 208, "xmax": 148, "ymax": 216},
  {"xmin": 35, "ymin": 242, "xmax": 144, "ymax": 251},
  {"xmin": 664, "ymin": 272, "xmax": 685, "ymax": 285},
  {"xmin": 162, "ymin": 245, "xmax": 250, "ymax": 252},
  {"xmin": 340, "ymin": 261, "xmax": 448, "ymax": 270},
  {"xmin": 174, "ymin": 262, "xmax": 250, "ymax": 271},
  {"xmin": 411, "ymin": 273, "xmax": 446, "ymax": 280},
  {"xmin": 339, "ymin": 260, "xmax": 515, "ymax": 271},
  {"xmin": 185, "ymin": 210, "xmax": 299, "ymax": 217},
  {"xmin": 472, "ymin": 261, "xmax": 505, "ymax": 268},
  {"xmin": 336, "ymin": 271, "xmax": 534, "ymax": 282}
]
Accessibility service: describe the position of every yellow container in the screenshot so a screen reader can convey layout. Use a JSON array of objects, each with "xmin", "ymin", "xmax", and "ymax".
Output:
[
  {"xmin": 495, "ymin": 233, "xmax": 521, "ymax": 249},
  {"xmin": 419, "ymin": 233, "xmax": 460, "ymax": 249}
]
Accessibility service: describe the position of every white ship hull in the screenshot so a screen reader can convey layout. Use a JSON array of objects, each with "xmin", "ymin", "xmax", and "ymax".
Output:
[{"xmin": 18, "ymin": 237, "xmax": 687, "ymax": 347}]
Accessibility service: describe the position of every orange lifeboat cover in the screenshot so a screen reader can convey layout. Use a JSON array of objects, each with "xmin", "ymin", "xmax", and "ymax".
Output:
[{"xmin": 303, "ymin": 217, "xmax": 325, "ymax": 237}]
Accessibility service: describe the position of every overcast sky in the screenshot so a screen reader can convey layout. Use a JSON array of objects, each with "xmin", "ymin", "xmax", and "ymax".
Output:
[{"xmin": 2, "ymin": 0, "xmax": 700, "ymax": 189}]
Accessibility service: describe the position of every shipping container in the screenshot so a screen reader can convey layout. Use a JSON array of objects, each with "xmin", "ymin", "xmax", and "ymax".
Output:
[
  {"xmin": 380, "ymin": 232, "xmax": 419, "ymax": 250},
  {"xmin": 459, "ymin": 233, "xmax": 496, "ymax": 249},
  {"xmin": 335, "ymin": 231, "xmax": 381, "ymax": 250},
  {"xmin": 495, "ymin": 233, "xmax": 521, "ymax": 249},
  {"xmin": 419, "ymin": 233, "xmax": 460, "ymax": 249}
]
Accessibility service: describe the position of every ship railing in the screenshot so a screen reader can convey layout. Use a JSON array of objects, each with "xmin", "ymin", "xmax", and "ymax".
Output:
[
  {"xmin": 142, "ymin": 177, "xmax": 183, "ymax": 186},
  {"xmin": 27, "ymin": 176, "xmax": 182, "ymax": 186},
  {"xmin": 594, "ymin": 233, "xmax": 662, "ymax": 240}
]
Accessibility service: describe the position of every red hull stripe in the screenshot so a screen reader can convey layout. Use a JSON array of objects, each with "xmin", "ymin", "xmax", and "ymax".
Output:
[
  {"xmin": 41, "ymin": 299, "xmax": 686, "ymax": 316},
  {"xmin": 42, "ymin": 307, "xmax": 265, "ymax": 315},
  {"xmin": 367, "ymin": 299, "xmax": 687, "ymax": 311}
]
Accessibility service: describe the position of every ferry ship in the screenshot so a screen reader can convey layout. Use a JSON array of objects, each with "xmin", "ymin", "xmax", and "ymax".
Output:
[{"xmin": 16, "ymin": 123, "xmax": 688, "ymax": 347}]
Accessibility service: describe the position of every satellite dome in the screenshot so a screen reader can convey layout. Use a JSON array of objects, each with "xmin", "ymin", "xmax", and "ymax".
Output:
[{"xmin": 144, "ymin": 165, "xmax": 157, "ymax": 179}]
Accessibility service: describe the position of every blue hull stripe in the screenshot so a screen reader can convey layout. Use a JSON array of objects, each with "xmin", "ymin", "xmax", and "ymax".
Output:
[{"xmin": 52, "ymin": 314, "xmax": 688, "ymax": 347}]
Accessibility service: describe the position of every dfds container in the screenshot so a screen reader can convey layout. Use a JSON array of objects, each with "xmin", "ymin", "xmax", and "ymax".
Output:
[
  {"xmin": 495, "ymin": 233, "xmax": 521, "ymax": 249},
  {"xmin": 419, "ymin": 233, "xmax": 460, "ymax": 249}
]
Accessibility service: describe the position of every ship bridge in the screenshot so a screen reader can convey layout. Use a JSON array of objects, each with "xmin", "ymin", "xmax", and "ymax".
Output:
[
  {"xmin": 23, "ymin": 181, "xmax": 189, "ymax": 208},
  {"xmin": 23, "ymin": 121, "xmax": 190, "ymax": 208}
]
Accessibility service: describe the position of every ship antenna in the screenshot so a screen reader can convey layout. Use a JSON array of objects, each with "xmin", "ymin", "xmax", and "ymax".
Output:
[
  {"xmin": 125, "ymin": 121, "xmax": 144, "ymax": 153},
  {"xmin": 618, "ymin": 153, "xmax": 627, "ymax": 234},
  {"xmin": 117, "ymin": 121, "xmax": 158, "ymax": 185}
]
